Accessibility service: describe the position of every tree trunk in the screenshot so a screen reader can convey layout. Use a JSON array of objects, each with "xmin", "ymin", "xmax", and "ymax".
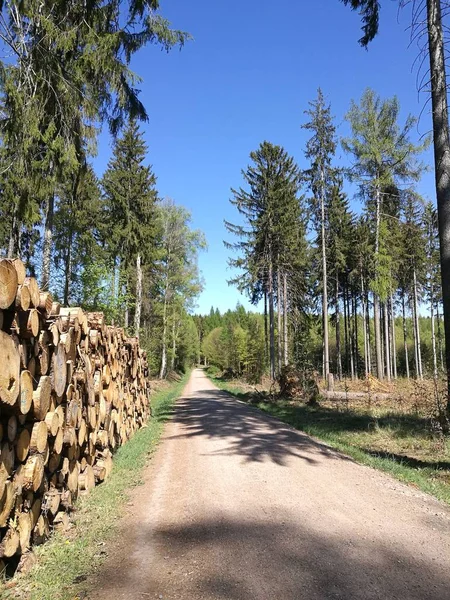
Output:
[
  {"xmin": 277, "ymin": 270, "xmax": 282, "ymax": 376},
  {"xmin": 321, "ymin": 173, "xmax": 330, "ymax": 382},
  {"xmin": 283, "ymin": 271, "xmax": 288, "ymax": 366},
  {"xmin": 134, "ymin": 253, "xmax": 142, "ymax": 338},
  {"xmin": 413, "ymin": 268, "xmax": 423, "ymax": 379},
  {"xmin": 336, "ymin": 276, "xmax": 343, "ymax": 379},
  {"xmin": 159, "ymin": 288, "xmax": 168, "ymax": 380},
  {"xmin": 437, "ymin": 301, "xmax": 444, "ymax": 371},
  {"xmin": 431, "ymin": 286, "xmax": 438, "ymax": 378},
  {"xmin": 353, "ymin": 292, "xmax": 359, "ymax": 379},
  {"xmin": 390, "ymin": 293, "xmax": 398, "ymax": 379},
  {"xmin": 343, "ymin": 282, "xmax": 349, "ymax": 376},
  {"xmin": 268, "ymin": 262, "xmax": 275, "ymax": 380},
  {"xmin": 427, "ymin": 0, "xmax": 450, "ymax": 412},
  {"xmin": 383, "ymin": 301, "xmax": 391, "ymax": 381},
  {"xmin": 402, "ymin": 294, "xmax": 410, "ymax": 379},
  {"xmin": 264, "ymin": 291, "xmax": 269, "ymax": 368},
  {"xmin": 361, "ymin": 275, "xmax": 369, "ymax": 376},
  {"xmin": 8, "ymin": 204, "xmax": 20, "ymax": 259},
  {"xmin": 373, "ymin": 185, "xmax": 383, "ymax": 379},
  {"xmin": 348, "ymin": 288, "xmax": 355, "ymax": 380},
  {"xmin": 41, "ymin": 194, "xmax": 54, "ymax": 291},
  {"xmin": 63, "ymin": 234, "xmax": 73, "ymax": 306}
]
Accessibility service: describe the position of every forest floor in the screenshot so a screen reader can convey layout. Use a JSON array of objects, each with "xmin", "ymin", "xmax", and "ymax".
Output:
[
  {"xmin": 84, "ymin": 368, "xmax": 450, "ymax": 600},
  {"xmin": 208, "ymin": 371, "xmax": 450, "ymax": 506}
]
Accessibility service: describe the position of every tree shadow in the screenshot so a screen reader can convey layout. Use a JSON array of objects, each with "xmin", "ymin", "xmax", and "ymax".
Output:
[
  {"xmin": 166, "ymin": 387, "xmax": 350, "ymax": 466},
  {"xmin": 361, "ymin": 448, "xmax": 450, "ymax": 472},
  {"xmin": 92, "ymin": 514, "xmax": 450, "ymax": 600}
]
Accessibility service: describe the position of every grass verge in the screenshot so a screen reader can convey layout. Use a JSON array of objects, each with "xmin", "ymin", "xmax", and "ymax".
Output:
[
  {"xmin": 207, "ymin": 371, "xmax": 450, "ymax": 507},
  {"xmin": 5, "ymin": 371, "xmax": 190, "ymax": 600}
]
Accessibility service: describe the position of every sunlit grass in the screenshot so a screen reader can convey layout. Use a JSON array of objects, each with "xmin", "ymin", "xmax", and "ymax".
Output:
[{"xmin": 207, "ymin": 371, "xmax": 450, "ymax": 507}]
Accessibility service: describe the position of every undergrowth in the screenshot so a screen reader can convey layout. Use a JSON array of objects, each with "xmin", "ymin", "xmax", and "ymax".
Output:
[{"xmin": 5, "ymin": 372, "xmax": 189, "ymax": 600}]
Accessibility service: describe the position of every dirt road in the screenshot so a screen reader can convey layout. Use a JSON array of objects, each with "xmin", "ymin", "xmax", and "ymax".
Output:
[{"xmin": 90, "ymin": 369, "xmax": 450, "ymax": 600}]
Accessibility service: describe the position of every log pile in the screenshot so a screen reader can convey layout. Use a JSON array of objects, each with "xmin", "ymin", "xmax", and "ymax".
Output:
[{"xmin": 0, "ymin": 258, "xmax": 151, "ymax": 568}]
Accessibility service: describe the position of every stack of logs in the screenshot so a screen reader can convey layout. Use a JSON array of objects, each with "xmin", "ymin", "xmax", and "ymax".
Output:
[{"xmin": 0, "ymin": 258, "xmax": 151, "ymax": 570}]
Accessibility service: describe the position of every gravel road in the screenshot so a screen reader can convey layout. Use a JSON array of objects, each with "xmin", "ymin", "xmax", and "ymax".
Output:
[{"xmin": 90, "ymin": 368, "xmax": 450, "ymax": 600}]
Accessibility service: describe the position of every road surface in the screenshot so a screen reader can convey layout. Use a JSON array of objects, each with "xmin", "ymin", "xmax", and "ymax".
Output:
[{"xmin": 90, "ymin": 368, "xmax": 450, "ymax": 600}]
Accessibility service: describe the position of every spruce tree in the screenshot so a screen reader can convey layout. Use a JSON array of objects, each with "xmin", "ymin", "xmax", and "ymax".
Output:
[
  {"xmin": 302, "ymin": 89, "xmax": 337, "ymax": 382},
  {"xmin": 225, "ymin": 141, "xmax": 304, "ymax": 379},
  {"xmin": 102, "ymin": 119, "xmax": 158, "ymax": 336}
]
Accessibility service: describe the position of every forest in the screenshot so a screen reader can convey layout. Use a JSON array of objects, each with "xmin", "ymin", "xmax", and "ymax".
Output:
[
  {"xmin": 0, "ymin": 0, "xmax": 449, "ymax": 403},
  {"xmin": 210, "ymin": 88, "xmax": 443, "ymax": 390}
]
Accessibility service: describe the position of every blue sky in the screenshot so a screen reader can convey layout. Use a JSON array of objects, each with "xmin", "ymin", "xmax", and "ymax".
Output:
[{"xmin": 93, "ymin": 0, "xmax": 437, "ymax": 315}]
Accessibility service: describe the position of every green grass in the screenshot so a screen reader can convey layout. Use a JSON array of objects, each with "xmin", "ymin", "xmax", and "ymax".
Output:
[
  {"xmin": 6, "ymin": 372, "xmax": 190, "ymax": 600},
  {"xmin": 207, "ymin": 371, "xmax": 450, "ymax": 507}
]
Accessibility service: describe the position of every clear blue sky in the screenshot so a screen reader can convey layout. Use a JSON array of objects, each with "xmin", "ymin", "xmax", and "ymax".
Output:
[{"xmin": 93, "ymin": 0, "xmax": 436, "ymax": 315}]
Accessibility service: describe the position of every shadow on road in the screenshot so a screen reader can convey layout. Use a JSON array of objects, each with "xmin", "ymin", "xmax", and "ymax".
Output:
[
  {"xmin": 166, "ymin": 387, "xmax": 350, "ymax": 466},
  {"xmin": 93, "ymin": 514, "xmax": 450, "ymax": 600}
]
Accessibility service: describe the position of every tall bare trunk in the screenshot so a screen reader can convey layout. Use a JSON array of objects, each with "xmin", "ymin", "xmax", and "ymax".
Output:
[
  {"xmin": 264, "ymin": 292, "xmax": 269, "ymax": 367},
  {"xmin": 159, "ymin": 292, "xmax": 168, "ymax": 380},
  {"xmin": 336, "ymin": 276, "xmax": 343, "ymax": 379},
  {"xmin": 268, "ymin": 261, "xmax": 275, "ymax": 380},
  {"xmin": 373, "ymin": 186, "xmax": 383, "ymax": 379},
  {"xmin": 402, "ymin": 294, "xmax": 410, "ymax": 379},
  {"xmin": 437, "ymin": 301, "xmax": 444, "ymax": 371},
  {"xmin": 353, "ymin": 292, "xmax": 359, "ymax": 379},
  {"xmin": 361, "ymin": 275, "xmax": 369, "ymax": 376},
  {"xmin": 413, "ymin": 268, "xmax": 423, "ymax": 379},
  {"xmin": 427, "ymin": 0, "xmax": 450, "ymax": 413},
  {"xmin": 8, "ymin": 204, "xmax": 20, "ymax": 258},
  {"xmin": 41, "ymin": 194, "xmax": 54, "ymax": 291},
  {"xmin": 431, "ymin": 287, "xmax": 438, "ymax": 378},
  {"xmin": 277, "ymin": 270, "xmax": 282, "ymax": 376},
  {"xmin": 283, "ymin": 271, "xmax": 288, "ymax": 366},
  {"xmin": 63, "ymin": 238, "xmax": 73, "ymax": 306},
  {"xmin": 383, "ymin": 301, "xmax": 391, "ymax": 381},
  {"xmin": 321, "ymin": 171, "xmax": 330, "ymax": 381},
  {"xmin": 134, "ymin": 253, "xmax": 142, "ymax": 338},
  {"xmin": 390, "ymin": 293, "xmax": 398, "ymax": 379}
]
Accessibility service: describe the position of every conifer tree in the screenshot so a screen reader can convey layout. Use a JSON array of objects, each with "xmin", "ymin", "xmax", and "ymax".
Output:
[
  {"xmin": 342, "ymin": 89, "xmax": 428, "ymax": 379},
  {"xmin": 302, "ymin": 89, "xmax": 337, "ymax": 382},
  {"xmin": 226, "ymin": 141, "xmax": 304, "ymax": 379},
  {"xmin": 102, "ymin": 119, "xmax": 158, "ymax": 335}
]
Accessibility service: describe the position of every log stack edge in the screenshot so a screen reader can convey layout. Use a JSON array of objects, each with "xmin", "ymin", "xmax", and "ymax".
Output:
[{"xmin": 0, "ymin": 258, "xmax": 151, "ymax": 570}]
